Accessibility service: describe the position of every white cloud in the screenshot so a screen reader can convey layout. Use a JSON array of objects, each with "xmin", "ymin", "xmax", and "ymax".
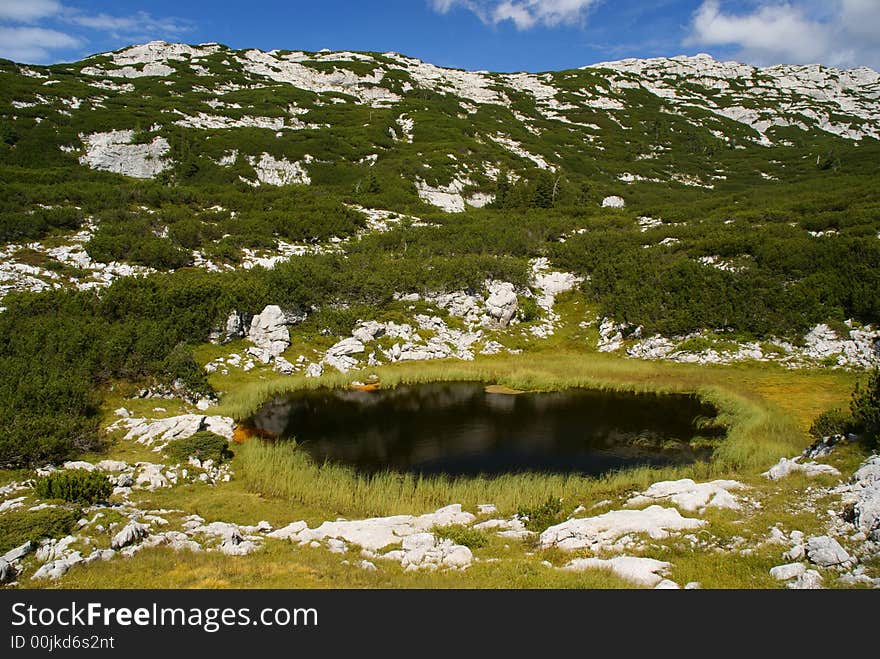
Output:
[
  {"xmin": 65, "ymin": 10, "xmax": 192, "ymax": 37},
  {"xmin": 685, "ymin": 1, "xmax": 880, "ymax": 70},
  {"xmin": 430, "ymin": 0, "xmax": 602, "ymax": 30},
  {"xmin": 0, "ymin": 1, "xmax": 193, "ymax": 62},
  {"xmin": 0, "ymin": 25, "xmax": 80, "ymax": 62},
  {"xmin": 0, "ymin": 0, "xmax": 62, "ymax": 23}
]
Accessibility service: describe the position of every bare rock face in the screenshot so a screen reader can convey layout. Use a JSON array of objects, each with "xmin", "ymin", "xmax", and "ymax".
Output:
[
  {"xmin": 248, "ymin": 305, "xmax": 290, "ymax": 357},
  {"xmin": 78, "ymin": 130, "xmax": 170, "ymax": 178}
]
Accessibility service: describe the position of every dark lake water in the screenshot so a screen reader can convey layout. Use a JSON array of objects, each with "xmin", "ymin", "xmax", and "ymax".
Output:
[{"xmin": 246, "ymin": 382, "xmax": 724, "ymax": 478}]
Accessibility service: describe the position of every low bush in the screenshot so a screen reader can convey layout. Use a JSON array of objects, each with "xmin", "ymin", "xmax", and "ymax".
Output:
[
  {"xmin": 0, "ymin": 507, "xmax": 80, "ymax": 554},
  {"xmin": 433, "ymin": 524, "xmax": 488, "ymax": 549},
  {"xmin": 517, "ymin": 297, "xmax": 541, "ymax": 323},
  {"xmin": 34, "ymin": 470, "xmax": 112, "ymax": 504},
  {"xmin": 517, "ymin": 496, "xmax": 563, "ymax": 533},
  {"xmin": 164, "ymin": 432, "xmax": 233, "ymax": 464},
  {"xmin": 851, "ymin": 369, "xmax": 880, "ymax": 448},
  {"xmin": 808, "ymin": 408, "xmax": 851, "ymax": 440}
]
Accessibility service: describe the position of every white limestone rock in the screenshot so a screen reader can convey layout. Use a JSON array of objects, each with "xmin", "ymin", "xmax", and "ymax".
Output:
[
  {"xmin": 111, "ymin": 522, "xmax": 149, "ymax": 549},
  {"xmin": 602, "ymin": 196, "xmax": 626, "ymax": 209},
  {"xmin": 627, "ymin": 479, "xmax": 747, "ymax": 513},
  {"xmin": 805, "ymin": 536, "xmax": 851, "ymax": 567},
  {"xmin": 763, "ymin": 457, "xmax": 841, "ymax": 481},
  {"xmin": 562, "ymin": 556, "xmax": 672, "ymax": 588},
  {"xmin": 246, "ymin": 153, "xmax": 312, "ymax": 186},
  {"xmin": 296, "ymin": 504, "xmax": 475, "ymax": 553},
  {"xmin": 539, "ymin": 505, "xmax": 705, "ymax": 552},
  {"xmin": 483, "ymin": 282, "xmax": 518, "ymax": 328},
  {"xmin": 0, "ymin": 559, "xmax": 14, "ymax": 584},
  {"xmin": 95, "ymin": 460, "xmax": 128, "ymax": 473},
  {"xmin": 769, "ymin": 563, "xmax": 807, "ymax": 581},
  {"xmin": 248, "ymin": 305, "xmax": 291, "ymax": 357},
  {"xmin": 788, "ymin": 569, "xmax": 824, "ymax": 590},
  {"xmin": 267, "ymin": 521, "xmax": 309, "ymax": 541},
  {"xmin": 62, "ymin": 461, "xmax": 97, "ymax": 472},
  {"xmin": 79, "ymin": 130, "xmax": 170, "ymax": 179}
]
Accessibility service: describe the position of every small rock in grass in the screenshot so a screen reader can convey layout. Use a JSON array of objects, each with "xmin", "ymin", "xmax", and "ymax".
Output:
[{"xmin": 769, "ymin": 563, "xmax": 806, "ymax": 581}]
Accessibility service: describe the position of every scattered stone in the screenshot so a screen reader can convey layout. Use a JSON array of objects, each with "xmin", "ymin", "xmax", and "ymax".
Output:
[
  {"xmin": 602, "ymin": 196, "xmax": 626, "ymax": 209},
  {"xmin": 788, "ymin": 569, "xmax": 823, "ymax": 590},
  {"xmin": 769, "ymin": 563, "xmax": 807, "ymax": 581},
  {"xmin": 654, "ymin": 579, "xmax": 681, "ymax": 589}
]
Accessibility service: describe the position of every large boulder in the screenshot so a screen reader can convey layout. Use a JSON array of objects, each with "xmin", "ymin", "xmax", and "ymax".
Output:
[
  {"xmin": 248, "ymin": 305, "xmax": 290, "ymax": 357},
  {"xmin": 805, "ymin": 536, "xmax": 851, "ymax": 567},
  {"xmin": 483, "ymin": 282, "xmax": 518, "ymax": 327}
]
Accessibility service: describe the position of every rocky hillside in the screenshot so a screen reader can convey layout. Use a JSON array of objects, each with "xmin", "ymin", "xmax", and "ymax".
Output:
[{"xmin": 2, "ymin": 41, "xmax": 880, "ymax": 203}]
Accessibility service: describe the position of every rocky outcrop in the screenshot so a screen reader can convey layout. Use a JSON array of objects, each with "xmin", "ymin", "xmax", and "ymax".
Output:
[
  {"xmin": 763, "ymin": 457, "xmax": 841, "ymax": 481},
  {"xmin": 109, "ymin": 414, "xmax": 235, "ymax": 449},
  {"xmin": 78, "ymin": 129, "xmax": 171, "ymax": 178},
  {"xmin": 602, "ymin": 196, "xmax": 626, "ymax": 208},
  {"xmin": 539, "ymin": 505, "xmax": 705, "ymax": 552},
  {"xmin": 483, "ymin": 282, "xmax": 518, "ymax": 328},
  {"xmin": 111, "ymin": 522, "xmax": 149, "ymax": 549},
  {"xmin": 248, "ymin": 305, "xmax": 291, "ymax": 358},
  {"xmin": 627, "ymin": 479, "xmax": 747, "ymax": 513}
]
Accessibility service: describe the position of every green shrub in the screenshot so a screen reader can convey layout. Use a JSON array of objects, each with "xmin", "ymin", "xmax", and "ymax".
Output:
[
  {"xmin": 0, "ymin": 507, "xmax": 80, "ymax": 554},
  {"xmin": 851, "ymin": 369, "xmax": 880, "ymax": 448},
  {"xmin": 517, "ymin": 297, "xmax": 540, "ymax": 323},
  {"xmin": 517, "ymin": 496, "xmax": 563, "ymax": 533},
  {"xmin": 434, "ymin": 524, "xmax": 488, "ymax": 549},
  {"xmin": 808, "ymin": 408, "xmax": 851, "ymax": 440},
  {"xmin": 164, "ymin": 432, "xmax": 232, "ymax": 464},
  {"xmin": 34, "ymin": 470, "xmax": 112, "ymax": 503}
]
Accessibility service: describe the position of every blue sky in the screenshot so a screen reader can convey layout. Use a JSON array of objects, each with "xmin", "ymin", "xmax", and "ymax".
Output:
[{"xmin": 1, "ymin": 0, "xmax": 878, "ymax": 71}]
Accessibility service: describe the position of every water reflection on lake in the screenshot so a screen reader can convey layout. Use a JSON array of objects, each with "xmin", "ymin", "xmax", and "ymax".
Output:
[{"xmin": 246, "ymin": 382, "xmax": 724, "ymax": 477}]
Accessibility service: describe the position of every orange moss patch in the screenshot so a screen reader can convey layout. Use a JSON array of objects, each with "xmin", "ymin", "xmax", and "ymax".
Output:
[
  {"xmin": 233, "ymin": 426, "xmax": 276, "ymax": 444},
  {"xmin": 351, "ymin": 382, "xmax": 381, "ymax": 392}
]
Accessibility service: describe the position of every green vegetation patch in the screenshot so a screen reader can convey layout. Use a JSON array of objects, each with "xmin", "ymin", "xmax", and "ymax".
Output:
[
  {"xmin": 0, "ymin": 507, "xmax": 80, "ymax": 554},
  {"xmin": 34, "ymin": 469, "xmax": 112, "ymax": 504}
]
